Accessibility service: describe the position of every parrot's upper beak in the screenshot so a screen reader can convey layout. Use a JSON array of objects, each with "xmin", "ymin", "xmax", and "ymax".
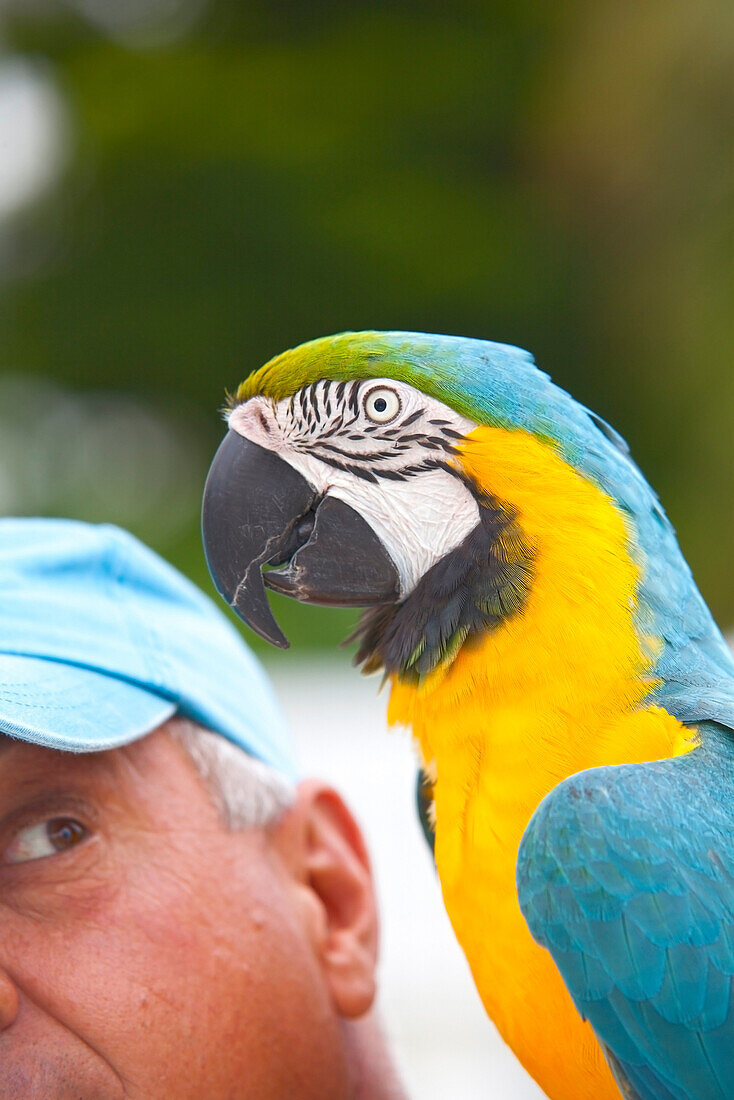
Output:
[{"xmin": 201, "ymin": 430, "xmax": 400, "ymax": 647}]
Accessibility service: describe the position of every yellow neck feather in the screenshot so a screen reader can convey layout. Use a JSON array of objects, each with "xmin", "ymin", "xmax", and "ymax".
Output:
[
  {"xmin": 387, "ymin": 426, "xmax": 690, "ymax": 848},
  {"xmin": 384, "ymin": 427, "xmax": 691, "ymax": 1100}
]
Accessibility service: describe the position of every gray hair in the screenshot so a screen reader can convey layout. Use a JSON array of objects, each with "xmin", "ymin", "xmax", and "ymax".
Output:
[{"xmin": 169, "ymin": 718, "xmax": 296, "ymax": 829}]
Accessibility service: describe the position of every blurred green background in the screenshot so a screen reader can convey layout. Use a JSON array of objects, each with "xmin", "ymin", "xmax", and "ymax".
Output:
[{"xmin": 1, "ymin": 0, "xmax": 733, "ymax": 651}]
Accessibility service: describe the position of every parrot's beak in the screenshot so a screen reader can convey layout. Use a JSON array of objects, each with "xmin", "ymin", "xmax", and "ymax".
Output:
[{"xmin": 202, "ymin": 430, "xmax": 400, "ymax": 647}]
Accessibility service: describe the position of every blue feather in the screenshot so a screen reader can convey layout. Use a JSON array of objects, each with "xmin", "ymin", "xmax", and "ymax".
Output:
[{"xmin": 518, "ymin": 733, "xmax": 734, "ymax": 1099}]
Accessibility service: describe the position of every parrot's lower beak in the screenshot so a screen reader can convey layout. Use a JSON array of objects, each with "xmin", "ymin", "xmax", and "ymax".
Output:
[{"xmin": 201, "ymin": 431, "xmax": 400, "ymax": 647}]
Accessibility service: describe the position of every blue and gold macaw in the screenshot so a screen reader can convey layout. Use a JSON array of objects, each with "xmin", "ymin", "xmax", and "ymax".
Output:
[{"xmin": 201, "ymin": 331, "xmax": 734, "ymax": 1100}]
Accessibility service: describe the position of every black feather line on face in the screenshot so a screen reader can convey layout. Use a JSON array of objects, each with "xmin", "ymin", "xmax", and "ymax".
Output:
[
  {"xmin": 349, "ymin": 485, "xmax": 534, "ymax": 680},
  {"xmin": 313, "ymin": 453, "xmax": 381, "ymax": 483},
  {"xmin": 376, "ymin": 469, "xmax": 409, "ymax": 481},
  {"xmin": 282, "ymin": 386, "xmax": 465, "ymax": 478},
  {"xmin": 321, "ymin": 415, "xmax": 344, "ymax": 439},
  {"xmin": 400, "ymin": 433, "xmax": 454, "ymax": 447},
  {"xmin": 425, "ymin": 436, "xmax": 456, "ymax": 451},
  {"xmin": 284, "ymin": 382, "xmax": 464, "ymax": 466},
  {"xmin": 400, "ymin": 461, "xmax": 445, "ymax": 475},
  {"xmin": 315, "ymin": 442, "xmax": 398, "ymax": 462}
]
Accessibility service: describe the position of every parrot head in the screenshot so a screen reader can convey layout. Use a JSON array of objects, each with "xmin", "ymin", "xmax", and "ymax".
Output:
[{"xmin": 202, "ymin": 330, "xmax": 694, "ymax": 684}]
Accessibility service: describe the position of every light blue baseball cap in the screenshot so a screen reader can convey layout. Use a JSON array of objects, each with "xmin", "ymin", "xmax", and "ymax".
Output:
[{"xmin": 0, "ymin": 518, "xmax": 297, "ymax": 780}]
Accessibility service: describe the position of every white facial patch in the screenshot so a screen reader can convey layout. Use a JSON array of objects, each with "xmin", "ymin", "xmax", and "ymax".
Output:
[{"xmin": 228, "ymin": 379, "xmax": 481, "ymax": 597}]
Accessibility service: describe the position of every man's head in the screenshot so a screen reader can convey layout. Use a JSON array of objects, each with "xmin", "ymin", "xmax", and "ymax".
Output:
[{"xmin": 0, "ymin": 520, "xmax": 403, "ymax": 1099}]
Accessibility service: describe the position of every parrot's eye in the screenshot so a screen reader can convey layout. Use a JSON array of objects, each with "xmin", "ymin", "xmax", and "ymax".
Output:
[{"xmin": 363, "ymin": 386, "xmax": 401, "ymax": 423}]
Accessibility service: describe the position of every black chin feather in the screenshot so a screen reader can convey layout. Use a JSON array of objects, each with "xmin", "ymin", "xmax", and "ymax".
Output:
[{"xmin": 350, "ymin": 491, "xmax": 534, "ymax": 680}]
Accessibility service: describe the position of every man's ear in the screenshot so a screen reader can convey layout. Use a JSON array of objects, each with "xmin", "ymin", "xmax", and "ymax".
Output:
[{"xmin": 272, "ymin": 781, "xmax": 378, "ymax": 1020}]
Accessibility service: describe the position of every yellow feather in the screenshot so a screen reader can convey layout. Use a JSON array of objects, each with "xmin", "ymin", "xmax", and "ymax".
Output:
[{"xmin": 388, "ymin": 427, "xmax": 692, "ymax": 1100}]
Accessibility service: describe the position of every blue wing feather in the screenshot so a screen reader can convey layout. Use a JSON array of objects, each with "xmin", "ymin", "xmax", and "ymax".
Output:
[{"xmin": 518, "ymin": 731, "xmax": 734, "ymax": 1100}]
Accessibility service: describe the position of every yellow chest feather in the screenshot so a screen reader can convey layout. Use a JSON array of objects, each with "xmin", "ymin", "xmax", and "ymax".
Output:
[{"xmin": 387, "ymin": 427, "xmax": 692, "ymax": 1100}]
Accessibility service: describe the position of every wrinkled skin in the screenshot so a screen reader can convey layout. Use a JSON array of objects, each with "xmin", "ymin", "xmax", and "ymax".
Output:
[{"xmin": 0, "ymin": 723, "xmax": 404, "ymax": 1099}]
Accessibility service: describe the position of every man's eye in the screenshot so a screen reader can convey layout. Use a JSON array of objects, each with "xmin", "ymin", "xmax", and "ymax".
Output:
[{"xmin": 5, "ymin": 817, "xmax": 88, "ymax": 864}]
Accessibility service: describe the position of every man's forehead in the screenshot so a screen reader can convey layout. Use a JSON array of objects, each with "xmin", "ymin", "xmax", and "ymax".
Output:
[
  {"xmin": 0, "ymin": 731, "xmax": 138, "ymax": 776},
  {"xmin": 0, "ymin": 732, "xmax": 89, "ymax": 769},
  {"xmin": 0, "ymin": 732, "xmax": 82, "ymax": 757},
  {"xmin": 0, "ymin": 735, "xmax": 113, "ymax": 815},
  {"xmin": 0, "ymin": 728, "xmax": 190, "ymax": 823},
  {"xmin": 0, "ymin": 733, "xmax": 31, "ymax": 762}
]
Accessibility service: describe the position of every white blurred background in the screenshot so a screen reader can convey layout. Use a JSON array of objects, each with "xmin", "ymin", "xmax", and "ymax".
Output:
[{"xmin": 268, "ymin": 657, "xmax": 546, "ymax": 1100}]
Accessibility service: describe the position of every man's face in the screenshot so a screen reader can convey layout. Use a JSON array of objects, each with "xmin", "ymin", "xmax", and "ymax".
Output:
[{"xmin": 0, "ymin": 726, "xmax": 374, "ymax": 1098}]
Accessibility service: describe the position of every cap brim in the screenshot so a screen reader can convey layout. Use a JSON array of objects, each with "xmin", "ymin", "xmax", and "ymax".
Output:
[{"xmin": 0, "ymin": 653, "xmax": 176, "ymax": 752}]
